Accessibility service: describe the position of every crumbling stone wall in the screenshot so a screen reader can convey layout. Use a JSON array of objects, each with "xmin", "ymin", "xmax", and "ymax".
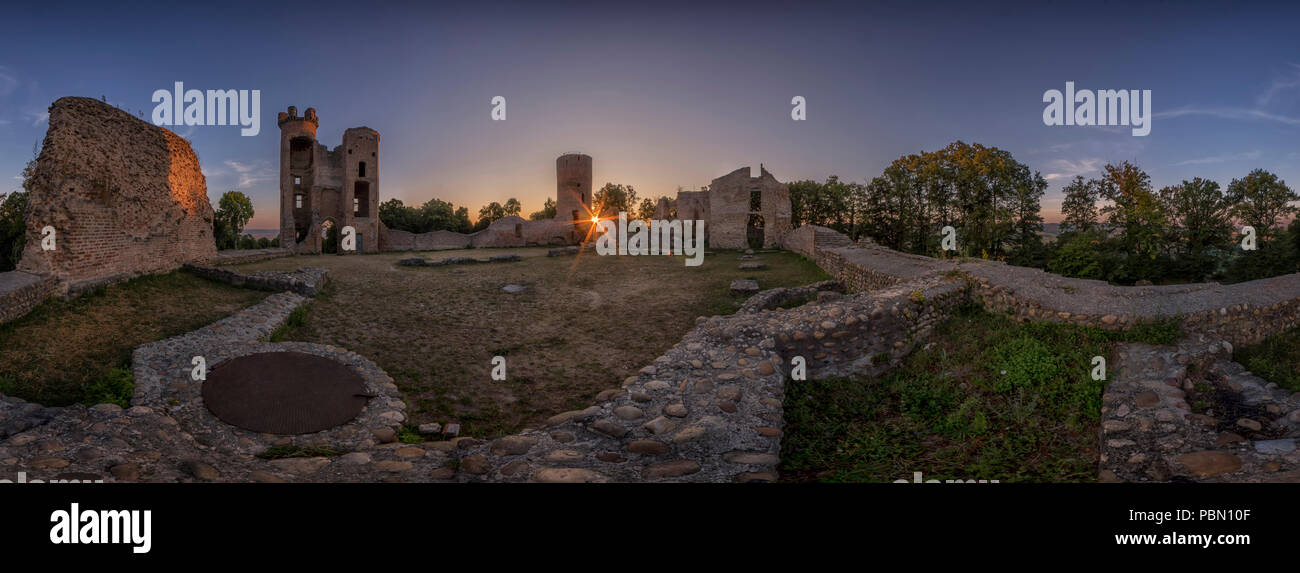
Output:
[
  {"xmin": 379, "ymin": 218, "xmax": 573, "ymax": 251},
  {"xmin": 182, "ymin": 263, "xmax": 328, "ymax": 296},
  {"xmin": 796, "ymin": 225, "xmax": 1300, "ymax": 345},
  {"xmin": 0, "ymin": 272, "xmax": 57, "ymax": 325},
  {"xmin": 18, "ymin": 97, "xmax": 217, "ymax": 294},
  {"xmin": 471, "ymin": 216, "xmax": 573, "ymax": 248},
  {"xmin": 380, "ymin": 225, "xmax": 474, "ymax": 251}
]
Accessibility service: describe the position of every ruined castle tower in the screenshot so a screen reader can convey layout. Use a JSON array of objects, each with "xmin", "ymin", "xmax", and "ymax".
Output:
[
  {"xmin": 554, "ymin": 153, "xmax": 593, "ymax": 243},
  {"xmin": 278, "ymin": 106, "xmax": 380, "ymax": 253},
  {"xmin": 556, "ymin": 153, "xmax": 593, "ymax": 223}
]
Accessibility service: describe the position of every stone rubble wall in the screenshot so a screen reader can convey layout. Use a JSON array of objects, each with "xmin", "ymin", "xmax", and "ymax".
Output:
[
  {"xmin": 206, "ymin": 248, "xmax": 294, "ymax": 266},
  {"xmin": 380, "ymin": 217, "xmax": 576, "ymax": 252},
  {"xmin": 0, "ymin": 271, "xmax": 58, "ymax": 325},
  {"xmin": 381, "ymin": 227, "xmax": 477, "ymax": 251},
  {"xmin": 182, "ymin": 263, "xmax": 328, "ymax": 296},
  {"xmin": 790, "ymin": 226, "xmax": 1300, "ymax": 346},
  {"xmin": 965, "ymin": 261, "xmax": 1300, "ymax": 347},
  {"xmin": 1099, "ymin": 338, "xmax": 1300, "ymax": 482},
  {"xmin": 443, "ymin": 273, "xmax": 967, "ymax": 482},
  {"xmin": 736, "ymin": 280, "xmax": 843, "ymax": 314}
]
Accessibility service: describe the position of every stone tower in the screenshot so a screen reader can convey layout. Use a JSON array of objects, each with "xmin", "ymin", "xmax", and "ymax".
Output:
[
  {"xmin": 277, "ymin": 106, "xmax": 380, "ymax": 253},
  {"xmin": 555, "ymin": 153, "xmax": 593, "ymax": 223}
]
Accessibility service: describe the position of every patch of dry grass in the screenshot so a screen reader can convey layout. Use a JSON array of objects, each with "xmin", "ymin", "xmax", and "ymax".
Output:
[
  {"xmin": 235, "ymin": 247, "xmax": 830, "ymax": 436},
  {"xmin": 0, "ymin": 272, "xmax": 267, "ymax": 406}
]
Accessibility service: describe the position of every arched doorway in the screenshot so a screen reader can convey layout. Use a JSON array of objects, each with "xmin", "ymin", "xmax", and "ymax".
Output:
[
  {"xmin": 320, "ymin": 219, "xmax": 338, "ymax": 254},
  {"xmin": 746, "ymin": 214, "xmax": 765, "ymax": 249}
]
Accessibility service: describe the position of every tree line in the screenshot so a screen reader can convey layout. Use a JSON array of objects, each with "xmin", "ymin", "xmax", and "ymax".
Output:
[
  {"xmin": 789, "ymin": 141, "xmax": 1299, "ymax": 285},
  {"xmin": 1052, "ymin": 164, "xmax": 1298, "ymax": 284},
  {"xmin": 790, "ymin": 141, "xmax": 1047, "ymax": 266}
]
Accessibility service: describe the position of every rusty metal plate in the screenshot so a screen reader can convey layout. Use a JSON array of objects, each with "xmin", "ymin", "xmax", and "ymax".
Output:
[{"xmin": 201, "ymin": 352, "xmax": 369, "ymax": 435}]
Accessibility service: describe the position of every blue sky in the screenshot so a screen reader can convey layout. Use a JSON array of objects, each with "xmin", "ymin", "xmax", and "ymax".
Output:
[{"xmin": 2, "ymin": 0, "xmax": 1299, "ymax": 228}]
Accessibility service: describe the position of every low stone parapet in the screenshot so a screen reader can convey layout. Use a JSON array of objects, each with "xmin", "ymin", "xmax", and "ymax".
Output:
[
  {"xmin": 0, "ymin": 271, "xmax": 57, "ymax": 325},
  {"xmin": 183, "ymin": 263, "xmax": 328, "ymax": 296}
]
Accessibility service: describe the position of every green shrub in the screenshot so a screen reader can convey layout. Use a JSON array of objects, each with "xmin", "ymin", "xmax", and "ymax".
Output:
[{"xmin": 84, "ymin": 367, "xmax": 134, "ymax": 408}]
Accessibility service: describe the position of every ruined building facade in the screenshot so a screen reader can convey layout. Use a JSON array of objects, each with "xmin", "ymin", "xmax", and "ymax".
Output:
[
  {"xmin": 702, "ymin": 165, "xmax": 792, "ymax": 249},
  {"xmin": 278, "ymin": 106, "xmax": 380, "ymax": 253}
]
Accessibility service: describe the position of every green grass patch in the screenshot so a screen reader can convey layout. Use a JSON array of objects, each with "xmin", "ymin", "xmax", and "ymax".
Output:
[
  {"xmin": 1234, "ymin": 327, "xmax": 1300, "ymax": 392},
  {"xmin": 397, "ymin": 425, "xmax": 425, "ymax": 444},
  {"xmin": 0, "ymin": 271, "xmax": 266, "ymax": 406},
  {"xmin": 780, "ymin": 303, "xmax": 1172, "ymax": 483},
  {"xmin": 1120, "ymin": 317, "xmax": 1183, "ymax": 346},
  {"xmin": 269, "ymin": 305, "xmax": 309, "ymax": 342},
  {"xmin": 82, "ymin": 367, "xmax": 135, "ymax": 408},
  {"xmin": 255, "ymin": 444, "xmax": 344, "ymax": 459}
]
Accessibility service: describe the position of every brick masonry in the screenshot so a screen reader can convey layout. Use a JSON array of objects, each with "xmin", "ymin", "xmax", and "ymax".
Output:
[{"xmin": 18, "ymin": 97, "xmax": 216, "ymax": 294}]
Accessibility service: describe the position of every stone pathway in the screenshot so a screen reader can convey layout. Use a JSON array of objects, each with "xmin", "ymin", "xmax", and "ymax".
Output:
[{"xmin": 1100, "ymin": 337, "xmax": 1300, "ymax": 482}]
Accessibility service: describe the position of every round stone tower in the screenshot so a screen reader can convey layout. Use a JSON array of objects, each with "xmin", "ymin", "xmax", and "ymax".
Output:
[{"xmin": 555, "ymin": 153, "xmax": 593, "ymax": 223}]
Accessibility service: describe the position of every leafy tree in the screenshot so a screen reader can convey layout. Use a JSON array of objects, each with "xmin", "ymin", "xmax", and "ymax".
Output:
[
  {"xmin": 214, "ymin": 190, "xmax": 254, "ymax": 250},
  {"xmin": 1049, "ymin": 231, "xmax": 1105, "ymax": 279},
  {"xmin": 636, "ymin": 197, "xmax": 656, "ymax": 221},
  {"xmin": 0, "ymin": 190, "xmax": 27, "ymax": 271},
  {"xmin": 1159, "ymin": 178, "xmax": 1232, "ymax": 280},
  {"xmin": 1059, "ymin": 176, "xmax": 1100, "ymax": 234},
  {"xmin": 1227, "ymin": 169, "xmax": 1298, "ymax": 242},
  {"xmin": 453, "ymin": 206, "xmax": 472, "ymax": 233},
  {"xmin": 503, "ymin": 197, "xmax": 522, "ymax": 217},
  {"xmin": 529, "ymin": 197, "xmax": 557, "ymax": 221},
  {"xmin": 1222, "ymin": 219, "xmax": 1300, "ymax": 283},
  {"xmin": 1097, "ymin": 161, "xmax": 1167, "ymax": 282},
  {"xmin": 1007, "ymin": 170, "xmax": 1048, "ymax": 266},
  {"xmin": 475, "ymin": 201, "xmax": 507, "ymax": 230},
  {"xmin": 380, "ymin": 197, "xmax": 475, "ymax": 234},
  {"xmin": 856, "ymin": 141, "xmax": 1044, "ymax": 259},
  {"xmin": 593, "ymin": 183, "xmax": 638, "ymax": 217},
  {"xmin": 1, "ymin": 147, "xmax": 39, "ymax": 270}
]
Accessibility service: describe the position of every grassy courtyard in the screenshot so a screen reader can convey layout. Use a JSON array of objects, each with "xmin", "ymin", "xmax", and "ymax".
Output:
[
  {"xmin": 0, "ymin": 272, "xmax": 268, "ymax": 407},
  {"xmin": 234, "ymin": 247, "xmax": 830, "ymax": 436},
  {"xmin": 779, "ymin": 305, "xmax": 1181, "ymax": 483}
]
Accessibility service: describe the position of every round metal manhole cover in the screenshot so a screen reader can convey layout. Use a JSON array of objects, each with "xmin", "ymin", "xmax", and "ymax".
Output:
[{"xmin": 201, "ymin": 352, "xmax": 370, "ymax": 434}]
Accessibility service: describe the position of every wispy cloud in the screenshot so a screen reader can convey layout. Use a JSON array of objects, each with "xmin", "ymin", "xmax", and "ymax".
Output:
[
  {"xmin": 0, "ymin": 66, "xmax": 17, "ymax": 97},
  {"xmin": 1043, "ymin": 158, "xmax": 1104, "ymax": 180},
  {"xmin": 1256, "ymin": 63, "xmax": 1300, "ymax": 107},
  {"xmin": 1031, "ymin": 137, "xmax": 1145, "ymax": 157},
  {"xmin": 1174, "ymin": 150, "xmax": 1262, "ymax": 166},
  {"xmin": 223, "ymin": 160, "xmax": 275, "ymax": 188},
  {"xmin": 1156, "ymin": 106, "xmax": 1300, "ymax": 127},
  {"xmin": 1160, "ymin": 64, "xmax": 1300, "ymax": 128}
]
